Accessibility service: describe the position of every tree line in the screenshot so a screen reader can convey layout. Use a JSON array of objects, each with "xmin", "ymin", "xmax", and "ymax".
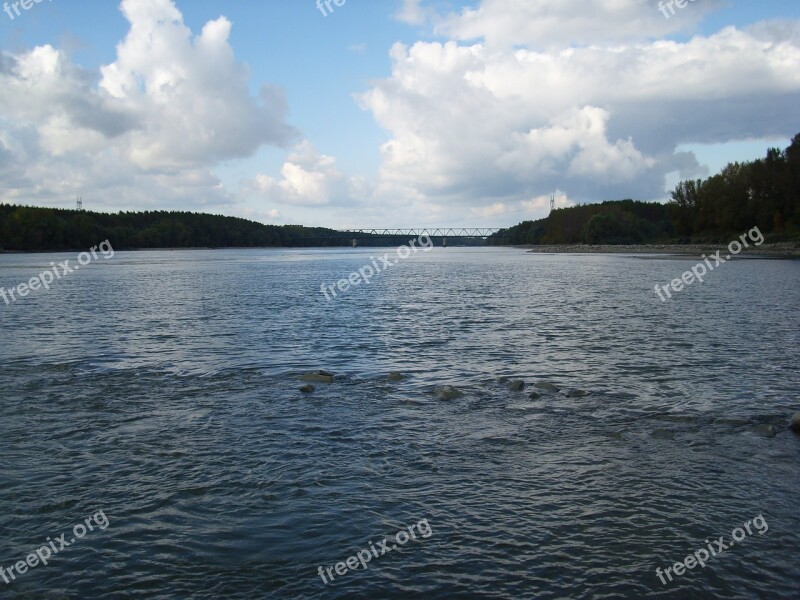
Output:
[
  {"xmin": 491, "ymin": 133, "xmax": 800, "ymax": 246},
  {"xmin": 0, "ymin": 207, "xmax": 359, "ymax": 251}
]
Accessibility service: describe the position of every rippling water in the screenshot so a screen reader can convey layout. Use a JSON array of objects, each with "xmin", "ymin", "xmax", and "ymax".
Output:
[{"xmin": 1, "ymin": 247, "xmax": 798, "ymax": 599}]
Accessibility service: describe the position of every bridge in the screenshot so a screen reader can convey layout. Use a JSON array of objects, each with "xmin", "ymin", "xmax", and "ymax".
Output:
[
  {"xmin": 341, "ymin": 228, "xmax": 503, "ymax": 247},
  {"xmin": 342, "ymin": 228, "xmax": 501, "ymax": 238}
]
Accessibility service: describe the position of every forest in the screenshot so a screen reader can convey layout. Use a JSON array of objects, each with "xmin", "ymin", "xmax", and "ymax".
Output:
[
  {"xmin": 490, "ymin": 133, "xmax": 800, "ymax": 246},
  {"xmin": 0, "ymin": 208, "xmax": 359, "ymax": 251}
]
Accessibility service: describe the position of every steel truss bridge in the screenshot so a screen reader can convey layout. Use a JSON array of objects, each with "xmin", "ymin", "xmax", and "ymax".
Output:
[{"xmin": 341, "ymin": 228, "xmax": 502, "ymax": 238}]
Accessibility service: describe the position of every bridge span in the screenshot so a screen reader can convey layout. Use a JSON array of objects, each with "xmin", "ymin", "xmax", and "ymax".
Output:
[
  {"xmin": 338, "ymin": 228, "xmax": 504, "ymax": 248},
  {"xmin": 341, "ymin": 228, "xmax": 501, "ymax": 238}
]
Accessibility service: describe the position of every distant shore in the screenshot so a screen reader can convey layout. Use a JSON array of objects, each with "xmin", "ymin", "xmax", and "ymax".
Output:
[
  {"xmin": 516, "ymin": 242, "xmax": 800, "ymax": 258},
  {"xmin": 3, "ymin": 242, "xmax": 799, "ymax": 257}
]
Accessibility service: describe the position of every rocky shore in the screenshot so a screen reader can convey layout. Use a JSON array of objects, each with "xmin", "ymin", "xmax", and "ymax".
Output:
[{"xmin": 518, "ymin": 242, "xmax": 800, "ymax": 257}]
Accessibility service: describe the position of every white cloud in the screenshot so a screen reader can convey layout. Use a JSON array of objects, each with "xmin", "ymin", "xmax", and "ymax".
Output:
[
  {"xmin": 243, "ymin": 141, "xmax": 367, "ymax": 208},
  {"xmin": 0, "ymin": 0, "xmax": 294, "ymax": 211},
  {"xmin": 435, "ymin": 0, "xmax": 723, "ymax": 49},
  {"xmin": 394, "ymin": 0, "xmax": 434, "ymax": 26},
  {"xmin": 99, "ymin": 0, "xmax": 294, "ymax": 170},
  {"xmin": 471, "ymin": 202, "xmax": 508, "ymax": 218},
  {"xmin": 359, "ymin": 11, "xmax": 800, "ymax": 215}
]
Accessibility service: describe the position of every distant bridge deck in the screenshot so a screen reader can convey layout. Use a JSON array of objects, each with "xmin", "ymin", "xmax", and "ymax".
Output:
[{"xmin": 341, "ymin": 228, "xmax": 502, "ymax": 238}]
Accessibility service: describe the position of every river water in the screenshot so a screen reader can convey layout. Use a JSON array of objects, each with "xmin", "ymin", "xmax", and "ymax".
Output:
[{"xmin": 1, "ymin": 247, "xmax": 798, "ymax": 599}]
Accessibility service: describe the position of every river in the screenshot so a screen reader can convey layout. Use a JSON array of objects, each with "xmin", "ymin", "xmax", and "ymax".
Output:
[{"xmin": 1, "ymin": 247, "xmax": 798, "ymax": 599}]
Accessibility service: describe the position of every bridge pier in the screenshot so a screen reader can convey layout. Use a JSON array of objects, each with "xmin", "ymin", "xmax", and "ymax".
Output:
[
  {"xmin": 442, "ymin": 237, "xmax": 447, "ymax": 248},
  {"xmin": 352, "ymin": 238, "xmax": 357, "ymax": 248}
]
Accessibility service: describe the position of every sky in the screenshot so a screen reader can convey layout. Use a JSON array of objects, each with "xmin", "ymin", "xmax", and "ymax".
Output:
[{"xmin": 1, "ymin": 0, "xmax": 799, "ymax": 229}]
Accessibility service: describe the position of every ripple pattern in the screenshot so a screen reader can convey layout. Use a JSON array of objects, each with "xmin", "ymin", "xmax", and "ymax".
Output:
[{"xmin": 1, "ymin": 248, "xmax": 799, "ymax": 599}]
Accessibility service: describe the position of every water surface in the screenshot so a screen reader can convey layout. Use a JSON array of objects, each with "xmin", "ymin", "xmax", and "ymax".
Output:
[{"xmin": 1, "ymin": 248, "xmax": 798, "ymax": 599}]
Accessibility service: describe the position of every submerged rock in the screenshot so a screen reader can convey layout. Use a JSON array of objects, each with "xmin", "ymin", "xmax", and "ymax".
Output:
[
  {"xmin": 713, "ymin": 417, "xmax": 751, "ymax": 427},
  {"xmin": 388, "ymin": 372, "xmax": 405, "ymax": 382},
  {"xmin": 528, "ymin": 391, "xmax": 541, "ymax": 400},
  {"xmin": 301, "ymin": 370, "xmax": 334, "ymax": 384},
  {"xmin": 435, "ymin": 386, "xmax": 464, "ymax": 401},
  {"xmin": 534, "ymin": 382, "xmax": 560, "ymax": 392},
  {"xmin": 566, "ymin": 389, "xmax": 589, "ymax": 398},
  {"xmin": 496, "ymin": 376, "xmax": 509, "ymax": 384},
  {"xmin": 299, "ymin": 384, "xmax": 315, "ymax": 393},
  {"xmin": 790, "ymin": 412, "xmax": 800, "ymax": 433},
  {"xmin": 651, "ymin": 429, "xmax": 675, "ymax": 440},
  {"xmin": 507, "ymin": 380, "xmax": 525, "ymax": 392},
  {"xmin": 656, "ymin": 414, "xmax": 696, "ymax": 424},
  {"xmin": 753, "ymin": 424, "xmax": 777, "ymax": 439}
]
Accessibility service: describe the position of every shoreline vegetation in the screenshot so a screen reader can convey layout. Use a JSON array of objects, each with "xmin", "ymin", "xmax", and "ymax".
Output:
[
  {"xmin": 1, "ymin": 135, "xmax": 797, "ymax": 254},
  {"xmin": 2, "ymin": 242, "xmax": 798, "ymax": 257},
  {"xmin": 0, "ymin": 207, "xmax": 362, "ymax": 252},
  {"xmin": 490, "ymin": 134, "xmax": 799, "ymax": 250}
]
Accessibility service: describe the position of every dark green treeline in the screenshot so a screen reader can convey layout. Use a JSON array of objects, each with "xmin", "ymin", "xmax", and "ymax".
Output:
[{"xmin": 491, "ymin": 133, "xmax": 800, "ymax": 246}]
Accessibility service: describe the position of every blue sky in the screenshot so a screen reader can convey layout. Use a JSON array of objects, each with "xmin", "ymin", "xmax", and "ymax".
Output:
[{"xmin": 1, "ymin": 0, "xmax": 799, "ymax": 228}]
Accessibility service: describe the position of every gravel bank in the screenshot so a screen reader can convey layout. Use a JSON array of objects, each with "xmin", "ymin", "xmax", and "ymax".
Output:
[{"xmin": 518, "ymin": 242, "xmax": 800, "ymax": 258}]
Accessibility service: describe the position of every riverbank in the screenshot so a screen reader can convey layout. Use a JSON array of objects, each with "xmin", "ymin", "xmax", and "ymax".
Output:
[{"xmin": 517, "ymin": 241, "xmax": 800, "ymax": 258}]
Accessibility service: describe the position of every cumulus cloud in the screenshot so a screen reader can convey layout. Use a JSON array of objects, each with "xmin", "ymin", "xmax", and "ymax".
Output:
[
  {"xmin": 243, "ymin": 141, "xmax": 368, "ymax": 208},
  {"xmin": 99, "ymin": 0, "xmax": 294, "ymax": 169},
  {"xmin": 435, "ymin": 0, "xmax": 724, "ymax": 49},
  {"xmin": 360, "ymin": 6, "xmax": 800, "ymax": 216},
  {"xmin": 0, "ymin": 0, "xmax": 294, "ymax": 210}
]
